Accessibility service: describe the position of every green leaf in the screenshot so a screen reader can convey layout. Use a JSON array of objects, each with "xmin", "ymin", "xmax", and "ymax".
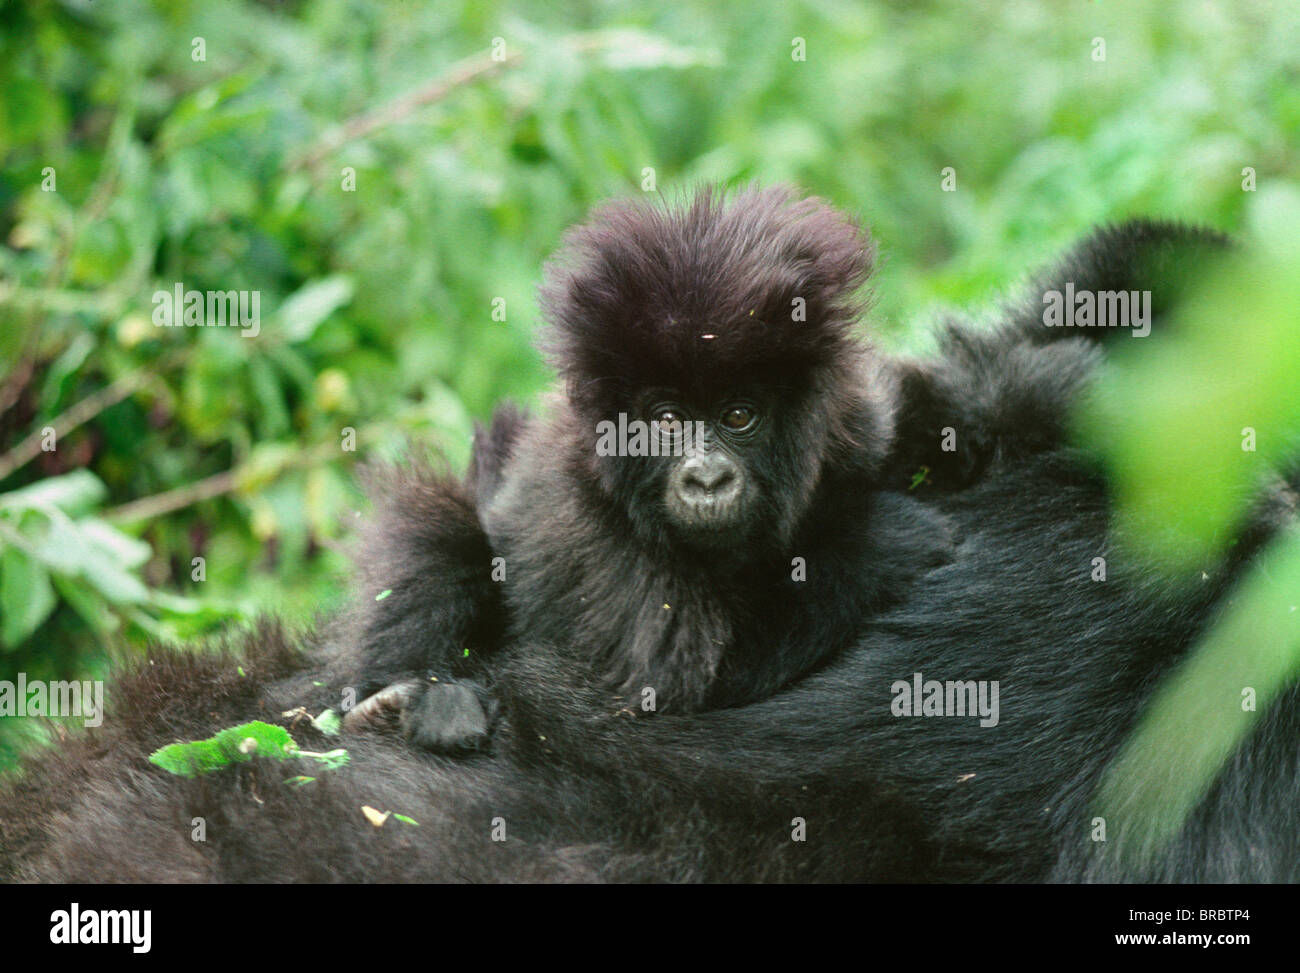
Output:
[
  {"xmin": 79, "ymin": 518, "xmax": 153, "ymax": 570},
  {"xmin": 52, "ymin": 574, "xmax": 119, "ymax": 633},
  {"xmin": 312, "ymin": 709, "xmax": 341, "ymax": 736},
  {"xmin": 149, "ymin": 721, "xmax": 352, "ymax": 779},
  {"xmin": 248, "ymin": 354, "xmax": 291, "ymax": 439},
  {"xmin": 1075, "ymin": 226, "xmax": 1300, "ymax": 569},
  {"xmin": 22, "ymin": 509, "xmax": 88, "ymax": 574},
  {"xmin": 76, "ymin": 541, "xmax": 151, "ymax": 605},
  {"xmin": 0, "ymin": 470, "xmax": 107, "ymax": 516},
  {"xmin": 0, "ymin": 545, "xmax": 57, "ymax": 648},
  {"xmin": 38, "ymin": 333, "xmax": 95, "ymax": 409},
  {"xmin": 277, "ymin": 276, "xmax": 354, "ymax": 343},
  {"xmin": 300, "ymin": 748, "xmax": 350, "ymax": 771},
  {"xmin": 149, "ymin": 721, "xmax": 298, "ymax": 778},
  {"xmin": 1096, "ymin": 527, "xmax": 1300, "ymax": 862}
]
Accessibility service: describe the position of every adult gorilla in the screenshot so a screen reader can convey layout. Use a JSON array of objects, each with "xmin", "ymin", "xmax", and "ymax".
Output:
[{"xmin": 2, "ymin": 191, "xmax": 1295, "ymax": 882}]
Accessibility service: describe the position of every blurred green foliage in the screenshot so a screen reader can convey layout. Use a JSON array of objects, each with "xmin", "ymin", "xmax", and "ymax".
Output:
[
  {"xmin": 1082, "ymin": 190, "xmax": 1300, "ymax": 861},
  {"xmin": 0, "ymin": 0, "xmax": 1297, "ymax": 773}
]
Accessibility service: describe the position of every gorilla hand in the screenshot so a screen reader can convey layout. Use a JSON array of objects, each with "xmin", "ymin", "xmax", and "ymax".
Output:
[{"xmin": 343, "ymin": 677, "xmax": 494, "ymax": 753}]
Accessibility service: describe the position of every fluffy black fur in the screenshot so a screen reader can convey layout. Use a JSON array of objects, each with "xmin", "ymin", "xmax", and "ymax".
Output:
[
  {"xmin": 338, "ymin": 187, "xmax": 922, "ymax": 737},
  {"xmin": 3, "ymin": 187, "xmax": 1296, "ymax": 883}
]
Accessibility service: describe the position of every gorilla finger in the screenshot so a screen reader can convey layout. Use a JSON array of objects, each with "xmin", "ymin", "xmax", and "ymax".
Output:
[{"xmin": 341, "ymin": 679, "xmax": 422, "ymax": 732}]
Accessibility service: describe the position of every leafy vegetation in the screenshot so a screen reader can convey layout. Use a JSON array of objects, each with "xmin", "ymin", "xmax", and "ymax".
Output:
[
  {"xmin": 1, "ymin": 0, "xmax": 1297, "ymax": 801},
  {"xmin": 148, "ymin": 718, "xmax": 349, "ymax": 777},
  {"xmin": 1083, "ymin": 197, "xmax": 1300, "ymax": 859}
]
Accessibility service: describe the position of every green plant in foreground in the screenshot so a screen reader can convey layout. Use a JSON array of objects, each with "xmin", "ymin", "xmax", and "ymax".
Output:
[
  {"xmin": 1081, "ymin": 188, "xmax": 1300, "ymax": 863},
  {"xmin": 148, "ymin": 719, "xmax": 349, "ymax": 778}
]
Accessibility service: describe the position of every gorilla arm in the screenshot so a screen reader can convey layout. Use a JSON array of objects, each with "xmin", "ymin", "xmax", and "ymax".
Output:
[{"xmin": 887, "ymin": 219, "xmax": 1229, "ymax": 489}]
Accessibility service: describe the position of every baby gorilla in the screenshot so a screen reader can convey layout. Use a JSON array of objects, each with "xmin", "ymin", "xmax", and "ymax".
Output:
[
  {"xmin": 339, "ymin": 186, "xmax": 1226, "ymax": 752},
  {"xmin": 336, "ymin": 186, "xmax": 954, "ymax": 749}
]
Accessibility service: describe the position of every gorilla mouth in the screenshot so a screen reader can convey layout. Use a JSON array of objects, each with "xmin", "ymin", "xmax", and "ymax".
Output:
[
  {"xmin": 665, "ymin": 453, "xmax": 748, "ymax": 537},
  {"xmin": 666, "ymin": 494, "xmax": 749, "ymax": 543}
]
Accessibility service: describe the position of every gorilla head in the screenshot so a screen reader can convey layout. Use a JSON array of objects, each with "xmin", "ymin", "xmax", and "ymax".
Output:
[{"xmin": 537, "ymin": 185, "xmax": 895, "ymax": 555}]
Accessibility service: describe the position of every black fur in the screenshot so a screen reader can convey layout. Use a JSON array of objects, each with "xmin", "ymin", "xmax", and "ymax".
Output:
[
  {"xmin": 344, "ymin": 186, "xmax": 912, "ymax": 729},
  {"xmin": 4, "ymin": 187, "xmax": 1295, "ymax": 883}
]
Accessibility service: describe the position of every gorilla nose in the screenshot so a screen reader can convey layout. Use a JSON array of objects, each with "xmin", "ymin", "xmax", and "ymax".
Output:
[
  {"xmin": 684, "ymin": 467, "xmax": 733, "ymax": 493},
  {"xmin": 679, "ymin": 453, "xmax": 740, "ymax": 502}
]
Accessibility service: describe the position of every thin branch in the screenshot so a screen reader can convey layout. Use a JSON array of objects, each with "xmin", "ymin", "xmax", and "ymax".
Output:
[
  {"xmin": 102, "ymin": 467, "xmax": 239, "ymax": 524},
  {"xmin": 287, "ymin": 47, "xmax": 524, "ymax": 172},
  {"xmin": 104, "ymin": 435, "xmax": 370, "ymax": 524},
  {"xmin": 0, "ymin": 370, "xmax": 153, "ymax": 483},
  {"xmin": 0, "ymin": 336, "xmax": 40, "ymax": 418}
]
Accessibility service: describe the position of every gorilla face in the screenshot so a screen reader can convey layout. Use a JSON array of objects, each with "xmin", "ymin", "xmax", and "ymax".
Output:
[
  {"xmin": 658, "ymin": 400, "xmax": 757, "ymax": 541},
  {"xmin": 586, "ymin": 382, "xmax": 830, "ymax": 555},
  {"xmin": 584, "ymin": 390, "xmax": 770, "ymax": 551}
]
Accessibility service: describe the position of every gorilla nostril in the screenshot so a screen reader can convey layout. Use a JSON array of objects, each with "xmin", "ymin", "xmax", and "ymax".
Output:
[{"xmin": 686, "ymin": 469, "xmax": 734, "ymax": 494}]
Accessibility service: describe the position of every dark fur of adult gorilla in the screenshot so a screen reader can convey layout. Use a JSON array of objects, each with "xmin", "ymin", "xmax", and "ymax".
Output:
[{"xmin": 3, "ymin": 187, "xmax": 1298, "ymax": 883}]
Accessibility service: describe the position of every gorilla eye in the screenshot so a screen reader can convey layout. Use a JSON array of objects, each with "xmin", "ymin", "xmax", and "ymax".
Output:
[
  {"xmin": 652, "ymin": 407, "xmax": 684, "ymax": 435},
  {"xmin": 721, "ymin": 406, "xmax": 756, "ymax": 431}
]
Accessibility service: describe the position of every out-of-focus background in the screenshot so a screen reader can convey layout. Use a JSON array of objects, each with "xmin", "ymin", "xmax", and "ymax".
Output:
[{"xmin": 1, "ymin": 0, "xmax": 1297, "ymax": 767}]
